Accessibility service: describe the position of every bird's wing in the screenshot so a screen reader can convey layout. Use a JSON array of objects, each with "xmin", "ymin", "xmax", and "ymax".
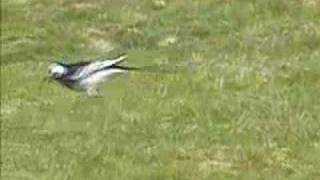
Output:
[{"xmin": 69, "ymin": 54, "xmax": 128, "ymax": 80}]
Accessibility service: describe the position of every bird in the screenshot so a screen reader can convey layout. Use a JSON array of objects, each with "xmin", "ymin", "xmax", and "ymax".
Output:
[{"xmin": 47, "ymin": 54, "xmax": 140, "ymax": 96}]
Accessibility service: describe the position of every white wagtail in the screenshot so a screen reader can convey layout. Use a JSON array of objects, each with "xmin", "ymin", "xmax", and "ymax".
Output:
[{"xmin": 48, "ymin": 54, "xmax": 141, "ymax": 96}]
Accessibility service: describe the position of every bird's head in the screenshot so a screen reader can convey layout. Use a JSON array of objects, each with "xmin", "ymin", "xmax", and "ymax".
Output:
[{"xmin": 48, "ymin": 63, "xmax": 67, "ymax": 79}]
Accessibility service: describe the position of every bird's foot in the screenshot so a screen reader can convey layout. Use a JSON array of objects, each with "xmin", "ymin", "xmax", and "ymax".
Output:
[{"xmin": 86, "ymin": 88, "xmax": 102, "ymax": 97}]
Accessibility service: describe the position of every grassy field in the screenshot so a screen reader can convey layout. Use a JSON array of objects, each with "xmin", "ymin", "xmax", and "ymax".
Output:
[{"xmin": 1, "ymin": 0, "xmax": 320, "ymax": 179}]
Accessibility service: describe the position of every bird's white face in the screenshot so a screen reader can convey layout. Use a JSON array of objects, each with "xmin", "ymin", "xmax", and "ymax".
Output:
[{"xmin": 48, "ymin": 64, "xmax": 67, "ymax": 79}]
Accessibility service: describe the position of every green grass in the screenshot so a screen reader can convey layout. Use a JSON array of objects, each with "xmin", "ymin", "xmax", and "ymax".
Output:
[{"xmin": 1, "ymin": 0, "xmax": 320, "ymax": 179}]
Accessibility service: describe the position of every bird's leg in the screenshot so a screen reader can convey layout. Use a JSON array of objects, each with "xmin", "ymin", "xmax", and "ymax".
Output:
[{"xmin": 86, "ymin": 87, "xmax": 100, "ymax": 97}]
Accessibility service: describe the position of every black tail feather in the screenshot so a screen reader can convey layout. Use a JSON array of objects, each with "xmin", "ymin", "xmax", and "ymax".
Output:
[{"xmin": 111, "ymin": 64, "xmax": 183, "ymax": 74}]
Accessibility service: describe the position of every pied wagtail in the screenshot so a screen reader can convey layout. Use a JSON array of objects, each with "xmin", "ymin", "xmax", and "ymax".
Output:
[{"xmin": 48, "ymin": 54, "xmax": 140, "ymax": 96}]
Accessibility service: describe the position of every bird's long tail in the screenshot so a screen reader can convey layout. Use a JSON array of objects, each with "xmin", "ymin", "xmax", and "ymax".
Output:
[
  {"xmin": 103, "ymin": 54, "xmax": 186, "ymax": 74},
  {"xmin": 111, "ymin": 64, "xmax": 183, "ymax": 74}
]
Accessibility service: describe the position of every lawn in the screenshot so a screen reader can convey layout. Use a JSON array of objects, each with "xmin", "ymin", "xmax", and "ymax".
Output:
[{"xmin": 1, "ymin": 0, "xmax": 320, "ymax": 179}]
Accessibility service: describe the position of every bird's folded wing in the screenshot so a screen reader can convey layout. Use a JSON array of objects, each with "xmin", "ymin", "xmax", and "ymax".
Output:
[{"xmin": 69, "ymin": 55, "xmax": 128, "ymax": 80}]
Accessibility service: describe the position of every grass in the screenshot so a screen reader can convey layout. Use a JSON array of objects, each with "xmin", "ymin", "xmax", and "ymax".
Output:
[{"xmin": 1, "ymin": 0, "xmax": 320, "ymax": 179}]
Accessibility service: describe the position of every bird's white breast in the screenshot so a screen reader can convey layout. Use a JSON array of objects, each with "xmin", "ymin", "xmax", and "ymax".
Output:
[{"xmin": 80, "ymin": 69, "xmax": 127, "ymax": 88}]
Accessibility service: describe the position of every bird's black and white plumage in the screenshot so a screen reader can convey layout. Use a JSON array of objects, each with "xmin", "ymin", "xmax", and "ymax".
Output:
[{"xmin": 48, "ymin": 54, "xmax": 137, "ymax": 96}]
